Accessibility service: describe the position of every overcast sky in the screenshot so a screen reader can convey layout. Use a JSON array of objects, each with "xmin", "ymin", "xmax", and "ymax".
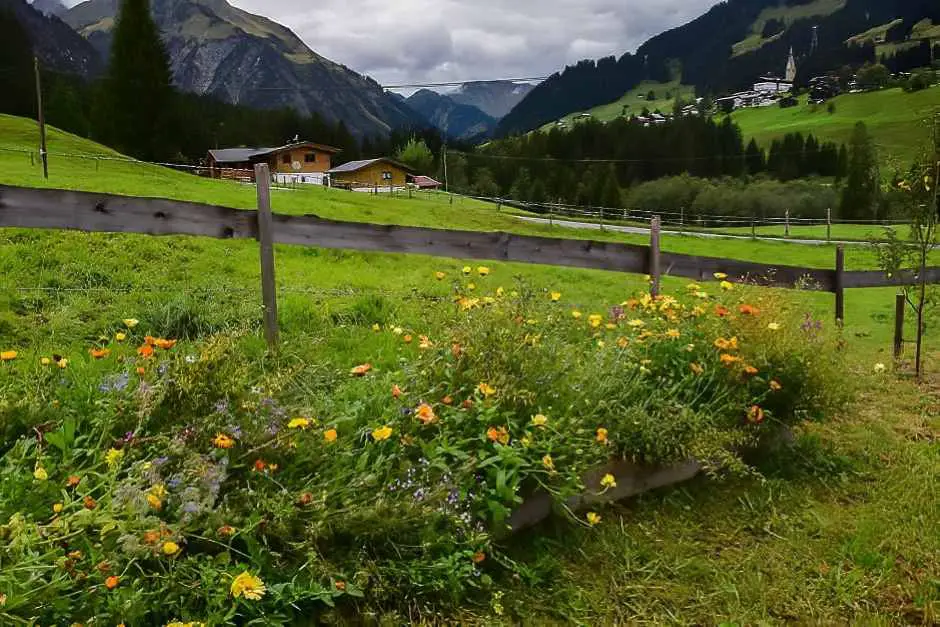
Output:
[{"xmin": 62, "ymin": 0, "xmax": 721, "ymax": 89}]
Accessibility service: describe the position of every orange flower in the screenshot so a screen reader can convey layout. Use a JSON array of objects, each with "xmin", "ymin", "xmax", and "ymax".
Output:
[
  {"xmin": 720, "ymin": 354, "xmax": 742, "ymax": 366},
  {"xmin": 486, "ymin": 426, "xmax": 510, "ymax": 445},
  {"xmin": 477, "ymin": 382, "xmax": 496, "ymax": 398},
  {"xmin": 392, "ymin": 385, "xmax": 403, "ymax": 399},
  {"xmin": 213, "ymin": 433, "xmax": 235, "ymax": 449},
  {"xmin": 744, "ymin": 365, "xmax": 759, "ymax": 376},
  {"xmin": 105, "ymin": 576, "xmax": 120, "ymax": 590},
  {"xmin": 154, "ymin": 338, "xmax": 177, "ymax": 350},
  {"xmin": 218, "ymin": 525, "xmax": 237, "ymax": 537},
  {"xmin": 253, "ymin": 459, "xmax": 267, "ymax": 472},
  {"xmin": 461, "ymin": 399, "xmax": 474, "ymax": 410},
  {"xmin": 83, "ymin": 495, "xmax": 97, "ymax": 510},
  {"xmin": 596, "ymin": 427, "xmax": 609, "ymax": 444},
  {"xmin": 419, "ymin": 335, "xmax": 433, "ymax": 350},
  {"xmin": 324, "ymin": 428, "xmax": 338, "ymax": 443},
  {"xmin": 715, "ymin": 305, "xmax": 731, "ymax": 318},
  {"xmin": 66, "ymin": 475, "xmax": 81, "ymax": 488},
  {"xmin": 747, "ymin": 405, "xmax": 765, "ymax": 424},
  {"xmin": 335, "ymin": 580, "xmax": 347, "ymax": 592},
  {"xmin": 142, "ymin": 530, "xmax": 160, "ymax": 545},
  {"xmin": 136, "ymin": 367, "xmax": 146, "ymax": 375},
  {"xmin": 770, "ymin": 379, "xmax": 783, "ymax": 392},
  {"xmin": 403, "ymin": 334, "xmax": 413, "ymax": 344},
  {"xmin": 416, "ymin": 403, "xmax": 438, "ymax": 425},
  {"xmin": 350, "ymin": 363, "xmax": 372, "ymax": 376},
  {"xmin": 451, "ymin": 343, "xmax": 463, "ymax": 358},
  {"xmin": 738, "ymin": 304, "xmax": 760, "ymax": 316},
  {"xmin": 714, "ymin": 337, "xmax": 739, "ymax": 351},
  {"xmin": 89, "ymin": 348, "xmax": 111, "ymax": 360},
  {"xmin": 0, "ymin": 351, "xmax": 17, "ymax": 362},
  {"xmin": 472, "ymin": 551, "xmax": 486, "ymax": 564},
  {"xmin": 442, "ymin": 395, "xmax": 454, "ymax": 406},
  {"xmin": 137, "ymin": 344, "xmax": 154, "ymax": 358}
]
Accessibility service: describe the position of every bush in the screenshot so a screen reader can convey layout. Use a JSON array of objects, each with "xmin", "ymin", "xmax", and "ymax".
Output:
[{"xmin": 0, "ymin": 273, "xmax": 849, "ymax": 622}]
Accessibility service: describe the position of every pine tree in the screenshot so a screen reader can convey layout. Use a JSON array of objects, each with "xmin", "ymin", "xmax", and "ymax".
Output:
[
  {"xmin": 839, "ymin": 122, "xmax": 880, "ymax": 220},
  {"xmin": 510, "ymin": 168, "xmax": 531, "ymax": 201},
  {"xmin": 102, "ymin": 0, "xmax": 174, "ymax": 160},
  {"xmin": 745, "ymin": 139, "xmax": 765, "ymax": 175}
]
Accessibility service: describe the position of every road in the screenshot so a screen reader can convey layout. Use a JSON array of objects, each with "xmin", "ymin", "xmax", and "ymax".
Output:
[{"xmin": 514, "ymin": 215, "xmax": 862, "ymax": 247}]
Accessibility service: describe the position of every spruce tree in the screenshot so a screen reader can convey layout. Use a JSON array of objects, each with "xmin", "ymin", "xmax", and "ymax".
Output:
[
  {"xmin": 103, "ymin": 0, "xmax": 173, "ymax": 160},
  {"xmin": 745, "ymin": 139, "xmax": 765, "ymax": 175},
  {"xmin": 839, "ymin": 122, "xmax": 880, "ymax": 220}
]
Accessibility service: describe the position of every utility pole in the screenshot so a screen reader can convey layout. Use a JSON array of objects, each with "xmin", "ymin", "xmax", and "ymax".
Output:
[
  {"xmin": 443, "ymin": 143, "xmax": 451, "ymax": 205},
  {"xmin": 34, "ymin": 56, "xmax": 48, "ymax": 180}
]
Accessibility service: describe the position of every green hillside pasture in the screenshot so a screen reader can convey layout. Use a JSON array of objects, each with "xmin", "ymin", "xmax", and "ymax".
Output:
[
  {"xmin": 732, "ymin": 0, "xmax": 847, "ymax": 56},
  {"xmin": 731, "ymin": 86, "xmax": 940, "ymax": 169},
  {"xmin": 538, "ymin": 80, "xmax": 697, "ymax": 131}
]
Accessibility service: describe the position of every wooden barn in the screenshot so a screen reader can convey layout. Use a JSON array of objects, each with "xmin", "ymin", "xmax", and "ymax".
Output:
[
  {"xmin": 326, "ymin": 158, "xmax": 414, "ymax": 190},
  {"xmin": 208, "ymin": 141, "xmax": 342, "ymax": 184}
]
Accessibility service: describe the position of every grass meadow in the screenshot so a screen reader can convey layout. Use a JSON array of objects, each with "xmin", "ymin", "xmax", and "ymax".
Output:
[{"xmin": 0, "ymin": 114, "xmax": 937, "ymax": 623}]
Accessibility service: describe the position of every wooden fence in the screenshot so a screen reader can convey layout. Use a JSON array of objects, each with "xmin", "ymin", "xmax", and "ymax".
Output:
[{"xmin": 1, "ymin": 164, "xmax": 937, "ymax": 350}]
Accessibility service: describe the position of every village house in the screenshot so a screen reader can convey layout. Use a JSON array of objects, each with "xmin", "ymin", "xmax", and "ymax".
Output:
[
  {"xmin": 409, "ymin": 175, "xmax": 442, "ymax": 190},
  {"xmin": 207, "ymin": 141, "xmax": 342, "ymax": 184},
  {"xmin": 326, "ymin": 158, "xmax": 414, "ymax": 191}
]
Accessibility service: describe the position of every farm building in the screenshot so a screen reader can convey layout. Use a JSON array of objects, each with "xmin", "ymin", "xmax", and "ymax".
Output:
[
  {"xmin": 409, "ymin": 175, "xmax": 442, "ymax": 190},
  {"xmin": 207, "ymin": 141, "xmax": 342, "ymax": 184},
  {"xmin": 326, "ymin": 158, "xmax": 414, "ymax": 191}
]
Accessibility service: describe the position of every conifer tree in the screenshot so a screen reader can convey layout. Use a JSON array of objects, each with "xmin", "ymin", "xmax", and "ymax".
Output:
[
  {"xmin": 839, "ymin": 122, "xmax": 880, "ymax": 220},
  {"xmin": 0, "ymin": 8, "xmax": 35, "ymax": 118}
]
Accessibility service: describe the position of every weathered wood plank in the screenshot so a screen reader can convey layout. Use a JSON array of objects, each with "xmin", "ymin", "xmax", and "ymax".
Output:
[
  {"xmin": 843, "ymin": 267, "xmax": 940, "ymax": 289},
  {"xmin": 660, "ymin": 250, "xmax": 838, "ymax": 291},
  {"xmin": 254, "ymin": 165, "xmax": 279, "ymax": 350}
]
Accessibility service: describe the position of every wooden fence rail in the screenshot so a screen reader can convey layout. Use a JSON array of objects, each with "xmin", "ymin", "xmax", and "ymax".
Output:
[{"xmin": 1, "ymin": 172, "xmax": 938, "ymax": 350}]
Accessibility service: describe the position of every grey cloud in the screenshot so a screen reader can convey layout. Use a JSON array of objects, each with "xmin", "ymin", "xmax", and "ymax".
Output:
[{"xmin": 64, "ymin": 0, "xmax": 721, "ymax": 86}]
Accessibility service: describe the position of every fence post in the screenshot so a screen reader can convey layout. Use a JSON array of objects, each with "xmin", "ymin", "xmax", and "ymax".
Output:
[
  {"xmin": 598, "ymin": 207, "xmax": 605, "ymax": 231},
  {"xmin": 834, "ymin": 245, "xmax": 845, "ymax": 325},
  {"xmin": 785, "ymin": 210, "xmax": 791, "ymax": 238},
  {"xmin": 894, "ymin": 293, "xmax": 905, "ymax": 358},
  {"xmin": 826, "ymin": 207, "xmax": 832, "ymax": 243},
  {"xmin": 254, "ymin": 163, "xmax": 280, "ymax": 351},
  {"xmin": 751, "ymin": 218, "xmax": 756, "ymax": 240},
  {"xmin": 650, "ymin": 216, "xmax": 662, "ymax": 298}
]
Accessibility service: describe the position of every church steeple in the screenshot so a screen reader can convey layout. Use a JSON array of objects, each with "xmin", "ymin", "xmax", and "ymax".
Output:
[{"xmin": 786, "ymin": 47, "xmax": 797, "ymax": 82}]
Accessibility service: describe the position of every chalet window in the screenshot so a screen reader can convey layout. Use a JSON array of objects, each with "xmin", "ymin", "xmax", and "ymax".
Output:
[
  {"xmin": 304, "ymin": 153, "xmax": 317, "ymax": 163},
  {"xmin": 281, "ymin": 154, "xmax": 291, "ymax": 165}
]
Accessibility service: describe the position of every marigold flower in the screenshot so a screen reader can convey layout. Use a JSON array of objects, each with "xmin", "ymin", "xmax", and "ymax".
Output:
[
  {"xmin": 714, "ymin": 273, "xmax": 728, "ymax": 280},
  {"xmin": 477, "ymin": 266, "xmax": 490, "ymax": 276},
  {"xmin": 392, "ymin": 385, "xmax": 403, "ymax": 399},
  {"xmin": 335, "ymin": 580, "xmax": 347, "ymax": 591},
  {"xmin": 586, "ymin": 512, "xmax": 601, "ymax": 526},
  {"xmin": 690, "ymin": 362, "xmax": 705, "ymax": 376},
  {"xmin": 33, "ymin": 464, "xmax": 48, "ymax": 481},
  {"xmin": 324, "ymin": 428, "xmax": 338, "ymax": 443},
  {"xmin": 154, "ymin": 339, "xmax": 177, "ymax": 350},
  {"xmin": 596, "ymin": 427, "xmax": 608, "ymax": 444},
  {"xmin": 720, "ymin": 281, "xmax": 734, "ymax": 291},
  {"xmin": 416, "ymin": 403, "xmax": 438, "ymax": 425},
  {"xmin": 531, "ymin": 414, "xmax": 549, "ymax": 428},
  {"xmin": 288, "ymin": 417, "xmax": 311, "ymax": 430},
  {"xmin": 472, "ymin": 551, "xmax": 486, "ymax": 564},
  {"xmin": 66, "ymin": 475, "xmax": 81, "ymax": 488},
  {"xmin": 419, "ymin": 336, "xmax": 433, "ymax": 350},
  {"xmin": 550, "ymin": 292, "xmax": 562, "ymax": 302},
  {"xmin": 253, "ymin": 459, "xmax": 267, "ymax": 472},
  {"xmin": 147, "ymin": 493, "xmax": 163, "ymax": 510},
  {"xmin": 714, "ymin": 337, "xmax": 739, "ymax": 351},
  {"xmin": 40, "ymin": 357, "xmax": 52, "ymax": 366},
  {"xmin": 665, "ymin": 329, "xmax": 681, "ymax": 340},
  {"xmin": 137, "ymin": 344, "xmax": 154, "ymax": 359},
  {"xmin": 715, "ymin": 305, "xmax": 730, "ymax": 318},
  {"xmin": 442, "ymin": 395, "xmax": 454, "ymax": 405},
  {"xmin": 744, "ymin": 365, "xmax": 759, "ymax": 376},
  {"xmin": 350, "ymin": 363, "xmax": 373, "ymax": 376},
  {"xmin": 402, "ymin": 334, "xmax": 414, "ymax": 344},
  {"xmin": 231, "ymin": 571, "xmax": 266, "ymax": 600},
  {"xmin": 55, "ymin": 358, "xmax": 69, "ymax": 369},
  {"xmin": 486, "ymin": 426, "xmax": 510, "ymax": 445},
  {"xmin": 617, "ymin": 337, "xmax": 629, "ymax": 349},
  {"xmin": 720, "ymin": 354, "xmax": 742, "ymax": 366},
  {"xmin": 435, "ymin": 271, "xmax": 446, "ymax": 280},
  {"xmin": 1, "ymin": 351, "xmax": 18, "ymax": 361},
  {"xmin": 739, "ymin": 304, "xmax": 760, "ymax": 316},
  {"xmin": 542, "ymin": 454, "xmax": 555, "ymax": 472},
  {"xmin": 588, "ymin": 314, "xmax": 603, "ymax": 328},
  {"xmin": 162, "ymin": 541, "xmax": 180, "ymax": 556},
  {"xmin": 123, "ymin": 319, "xmax": 139, "ymax": 328},
  {"xmin": 105, "ymin": 448, "xmax": 124, "ymax": 470},
  {"xmin": 105, "ymin": 576, "xmax": 120, "ymax": 590},
  {"xmin": 218, "ymin": 525, "xmax": 237, "ymax": 537},
  {"xmin": 83, "ymin": 495, "xmax": 97, "ymax": 510},
  {"xmin": 769, "ymin": 380, "xmax": 783, "ymax": 392},
  {"xmin": 627, "ymin": 319, "xmax": 645, "ymax": 328},
  {"xmin": 53, "ymin": 502, "xmax": 63, "ymax": 514},
  {"xmin": 136, "ymin": 367, "xmax": 146, "ymax": 375},
  {"xmin": 462, "ymin": 399, "xmax": 474, "ymax": 410},
  {"xmin": 767, "ymin": 322, "xmax": 782, "ymax": 331},
  {"xmin": 477, "ymin": 382, "xmax": 496, "ymax": 398},
  {"xmin": 142, "ymin": 530, "xmax": 160, "ymax": 545},
  {"xmin": 371, "ymin": 425, "xmax": 393, "ymax": 441},
  {"xmin": 747, "ymin": 405, "xmax": 765, "ymax": 424},
  {"xmin": 213, "ymin": 433, "xmax": 235, "ymax": 449}
]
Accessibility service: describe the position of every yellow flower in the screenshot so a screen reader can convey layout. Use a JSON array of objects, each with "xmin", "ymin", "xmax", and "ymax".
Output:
[
  {"xmin": 435, "ymin": 271, "xmax": 446, "ymax": 280},
  {"xmin": 600, "ymin": 474, "xmax": 617, "ymax": 489},
  {"xmin": 123, "ymin": 319, "xmax": 139, "ymax": 328},
  {"xmin": 372, "ymin": 425, "xmax": 393, "ymax": 441},
  {"xmin": 713, "ymin": 337, "xmax": 739, "ymax": 351},
  {"xmin": 720, "ymin": 281, "xmax": 734, "ymax": 291},
  {"xmin": 372, "ymin": 323, "xmax": 381, "ymax": 332},
  {"xmin": 147, "ymin": 493, "xmax": 163, "ymax": 510},
  {"xmin": 542, "ymin": 454, "xmax": 555, "ymax": 472},
  {"xmin": 105, "ymin": 448, "xmax": 124, "ymax": 470},
  {"xmin": 550, "ymin": 292, "xmax": 562, "ymax": 302},
  {"xmin": 477, "ymin": 266, "xmax": 490, "ymax": 276},
  {"xmin": 0, "ymin": 351, "xmax": 17, "ymax": 362},
  {"xmin": 477, "ymin": 382, "xmax": 497, "ymax": 398},
  {"xmin": 713, "ymin": 273, "xmax": 728, "ymax": 280},
  {"xmin": 571, "ymin": 310, "xmax": 583, "ymax": 319},
  {"xmin": 588, "ymin": 314, "xmax": 603, "ymax": 328},
  {"xmin": 874, "ymin": 363, "xmax": 887, "ymax": 374},
  {"xmin": 486, "ymin": 426, "xmax": 510, "ymax": 445},
  {"xmin": 115, "ymin": 332, "xmax": 127, "ymax": 342},
  {"xmin": 531, "ymin": 414, "xmax": 548, "ymax": 428},
  {"xmin": 53, "ymin": 502, "xmax": 63, "ymax": 514},
  {"xmin": 212, "ymin": 433, "xmax": 235, "ymax": 449},
  {"xmin": 596, "ymin": 427, "xmax": 608, "ymax": 444},
  {"xmin": 627, "ymin": 319, "xmax": 645, "ymax": 328},
  {"xmin": 40, "ymin": 357, "xmax": 52, "ymax": 366},
  {"xmin": 288, "ymin": 417, "xmax": 311, "ymax": 430},
  {"xmin": 161, "ymin": 541, "xmax": 180, "ymax": 556},
  {"xmin": 686, "ymin": 283, "xmax": 701, "ymax": 291},
  {"xmin": 695, "ymin": 291, "xmax": 709, "ymax": 299},
  {"xmin": 324, "ymin": 428, "xmax": 338, "ymax": 443},
  {"xmin": 33, "ymin": 464, "xmax": 48, "ymax": 481},
  {"xmin": 690, "ymin": 362, "xmax": 705, "ymax": 376},
  {"xmin": 57, "ymin": 359, "xmax": 69, "ymax": 369},
  {"xmin": 720, "ymin": 354, "xmax": 742, "ymax": 366},
  {"xmin": 496, "ymin": 287, "xmax": 505, "ymax": 297},
  {"xmin": 392, "ymin": 326, "xmax": 404, "ymax": 335},
  {"xmin": 462, "ymin": 266, "xmax": 472, "ymax": 275},
  {"xmin": 419, "ymin": 335, "xmax": 434, "ymax": 350},
  {"xmin": 586, "ymin": 512, "xmax": 601, "ymax": 526},
  {"xmin": 769, "ymin": 380, "xmax": 783, "ymax": 392},
  {"xmin": 151, "ymin": 483, "xmax": 167, "ymax": 499},
  {"xmin": 467, "ymin": 283, "xmax": 476, "ymax": 291},
  {"xmin": 767, "ymin": 322, "xmax": 781, "ymax": 331},
  {"xmin": 665, "ymin": 329, "xmax": 681, "ymax": 340},
  {"xmin": 231, "ymin": 571, "xmax": 266, "ymax": 601},
  {"xmin": 617, "ymin": 337, "xmax": 629, "ymax": 349}
]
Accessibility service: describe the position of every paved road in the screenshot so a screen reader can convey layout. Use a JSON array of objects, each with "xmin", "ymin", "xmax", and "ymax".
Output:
[{"xmin": 515, "ymin": 215, "xmax": 862, "ymax": 247}]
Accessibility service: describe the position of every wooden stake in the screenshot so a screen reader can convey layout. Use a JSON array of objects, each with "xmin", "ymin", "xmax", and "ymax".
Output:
[
  {"xmin": 834, "ymin": 245, "xmax": 845, "ymax": 324},
  {"xmin": 894, "ymin": 293, "xmax": 905, "ymax": 359},
  {"xmin": 34, "ymin": 56, "xmax": 48, "ymax": 180},
  {"xmin": 650, "ymin": 216, "xmax": 662, "ymax": 297},
  {"xmin": 826, "ymin": 207, "xmax": 832, "ymax": 242},
  {"xmin": 254, "ymin": 163, "xmax": 279, "ymax": 351},
  {"xmin": 785, "ymin": 209, "xmax": 790, "ymax": 238}
]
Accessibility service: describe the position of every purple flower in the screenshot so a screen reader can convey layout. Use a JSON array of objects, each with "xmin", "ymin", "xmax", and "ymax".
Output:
[{"xmin": 214, "ymin": 399, "xmax": 230, "ymax": 414}]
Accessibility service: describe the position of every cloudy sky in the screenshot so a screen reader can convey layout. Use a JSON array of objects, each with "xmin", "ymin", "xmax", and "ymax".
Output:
[{"xmin": 63, "ymin": 0, "xmax": 721, "ymax": 89}]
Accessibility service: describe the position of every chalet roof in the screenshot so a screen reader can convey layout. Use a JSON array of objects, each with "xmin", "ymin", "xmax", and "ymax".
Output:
[
  {"xmin": 209, "ymin": 141, "xmax": 342, "ymax": 164},
  {"xmin": 327, "ymin": 158, "xmax": 415, "ymax": 175},
  {"xmin": 411, "ymin": 175, "xmax": 442, "ymax": 188}
]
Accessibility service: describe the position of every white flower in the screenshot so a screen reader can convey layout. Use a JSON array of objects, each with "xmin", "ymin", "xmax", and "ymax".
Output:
[{"xmin": 873, "ymin": 363, "xmax": 887, "ymax": 374}]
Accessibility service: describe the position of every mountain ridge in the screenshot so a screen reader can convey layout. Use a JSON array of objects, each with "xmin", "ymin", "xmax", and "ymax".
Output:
[
  {"xmin": 0, "ymin": 0, "xmax": 101, "ymax": 76},
  {"xmin": 405, "ymin": 89, "xmax": 496, "ymax": 141}
]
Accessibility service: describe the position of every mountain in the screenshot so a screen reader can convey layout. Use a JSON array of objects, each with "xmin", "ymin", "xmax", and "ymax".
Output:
[
  {"xmin": 30, "ymin": 0, "xmax": 66, "ymax": 16},
  {"xmin": 0, "ymin": 0, "xmax": 101, "ymax": 76},
  {"xmin": 498, "ymin": 0, "xmax": 940, "ymax": 135},
  {"xmin": 405, "ymin": 90, "xmax": 496, "ymax": 140},
  {"xmin": 63, "ymin": 0, "xmax": 424, "ymax": 137},
  {"xmin": 448, "ymin": 81, "xmax": 535, "ymax": 118}
]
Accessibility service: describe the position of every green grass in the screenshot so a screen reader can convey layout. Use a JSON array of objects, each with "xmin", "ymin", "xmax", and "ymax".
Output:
[
  {"xmin": 732, "ymin": 0, "xmax": 847, "ymax": 56},
  {"xmin": 1, "ymin": 113, "xmax": 938, "ymax": 623},
  {"xmin": 731, "ymin": 86, "xmax": 940, "ymax": 169},
  {"xmin": 538, "ymin": 80, "xmax": 697, "ymax": 131}
]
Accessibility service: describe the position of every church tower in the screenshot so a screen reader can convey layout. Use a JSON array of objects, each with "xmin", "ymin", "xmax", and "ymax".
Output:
[{"xmin": 786, "ymin": 47, "xmax": 797, "ymax": 82}]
